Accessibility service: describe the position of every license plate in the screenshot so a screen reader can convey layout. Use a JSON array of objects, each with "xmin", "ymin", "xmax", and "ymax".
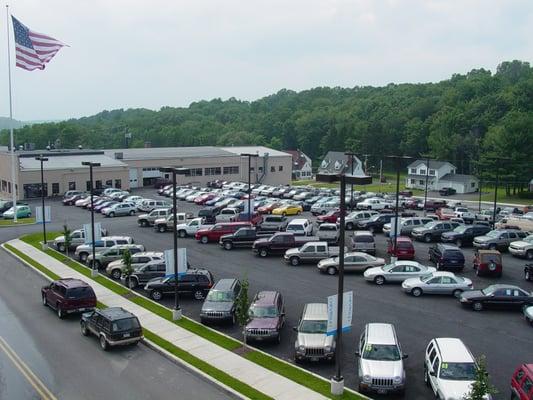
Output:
[
  {"xmin": 310, "ymin": 357, "xmax": 318, "ymax": 362},
  {"xmin": 451, "ymin": 260, "xmax": 457, "ymax": 263},
  {"xmin": 377, "ymin": 389, "xmax": 387, "ymax": 394},
  {"xmin": 123, "ymin": 333, "xmax": 131, "ymax": 338}
]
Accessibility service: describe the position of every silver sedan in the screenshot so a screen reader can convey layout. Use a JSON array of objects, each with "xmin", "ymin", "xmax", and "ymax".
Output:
[
  {"xmin": 317, "ymin": 252, "xmax": 385, "ymax": 275},
  {"xmin": 401, "ymin": 271, "xmax": 473, "ymax": 297},
  {"xmin": 364, "ymin": 261, "xmax": 436, "ymax": 285}
]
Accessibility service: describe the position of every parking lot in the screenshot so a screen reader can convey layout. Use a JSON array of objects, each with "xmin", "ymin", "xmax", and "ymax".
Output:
[{"xmin": 12, "ymin": 188, "xmax": 533, "ymax": 399}]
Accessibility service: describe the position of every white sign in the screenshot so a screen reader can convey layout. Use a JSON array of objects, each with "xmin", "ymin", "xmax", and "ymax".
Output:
[
  {"xmin": 243, "ymin": 199, "xmax": 250, "ymax": 214},
  {"xmin": 389, "ymin": 218, "xmax": 399, "ymax": 239},
  {"xmin": 164, "ymin": 248, "xmax": 187, "ymax": 279},
  {"xmin": 35, "ymin": 206, "xmax": 51, "ymax": 223},
  {"xmin": 83, "ymin": 222, "xmax": 102, "ymax": 244},
  {"xmin": 326, "ymin": 291, "xmax": 353, "ymax": 336}
]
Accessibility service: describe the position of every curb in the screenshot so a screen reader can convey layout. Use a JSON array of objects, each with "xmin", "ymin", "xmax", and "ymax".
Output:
[
  {"xmin": 0, "ymin": 222, "xmax": 36, "ymax": 228},
  {"xmin": 1, "ymin": 242, "xmax": 248, "ymax": 400}
]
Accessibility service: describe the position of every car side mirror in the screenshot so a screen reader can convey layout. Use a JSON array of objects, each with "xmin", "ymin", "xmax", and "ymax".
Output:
[
  {"xmin": 355, "ymin": 351, "xmax": 361, "ymax": 357},
  {"xmin": 402, "ymin": 354, "xmax": 409, "ymax": 359}
]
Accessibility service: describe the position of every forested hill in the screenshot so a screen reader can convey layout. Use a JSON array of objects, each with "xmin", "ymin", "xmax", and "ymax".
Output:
[{"xmin": 1, "ymin": 60, "xmax": 532, "ymax": 180}]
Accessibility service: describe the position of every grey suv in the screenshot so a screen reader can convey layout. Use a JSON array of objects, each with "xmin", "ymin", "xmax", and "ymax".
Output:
[
  {"xmin": 105, "ymin": 251, "xmax": 163, "ymax": 279},
  {"xmin": 350, "ymin": 231, "xmax": 376, "ymax": 255},
  {"xmin": 294, "ymin": 303, "xmax": 335, "ymax": 362},
  {"xmin": 123, "ymin": 260, "xmax": 166, "ymax": 289},
  {"xmin": 411, "ymin": 221, "xmax": 460, "ymax": 243},
  {"xmin": 137, "ymin": 208, "xmax": 171, "ymax": 227},
  {"xmin": 200, "ymin": 279, "xmax": 241, "ymax": 325},
  {"xmin": 343, "ymin": 211, "xmax": 379, "ymax": 230},
  {"xmin": 87, "ymin": 244, "xmax": 145, "ymax": 269},
  {"xmin": 473, "ymin": 229, "xmax": 528, "ymax": 251}
]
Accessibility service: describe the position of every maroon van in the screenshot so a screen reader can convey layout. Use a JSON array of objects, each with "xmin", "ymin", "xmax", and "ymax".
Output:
[
  {"xmin": 42, "ymin": 278, "xmax": 97, "ymax": 319},
  {"xmin": 245, "ymin": 291, "xmax": 285, "ymax": 343}
]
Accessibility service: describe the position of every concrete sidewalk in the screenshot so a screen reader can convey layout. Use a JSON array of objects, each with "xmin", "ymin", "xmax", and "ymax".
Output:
[{"xmin": 6, "ymin": 239, "xmax": 328, "ymax": 400}]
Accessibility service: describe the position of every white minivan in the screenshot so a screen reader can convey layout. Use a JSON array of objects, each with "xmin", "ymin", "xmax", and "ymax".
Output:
[{"xmin": 286, "ymin": 218, "xmax": 313, "ymax": 236}]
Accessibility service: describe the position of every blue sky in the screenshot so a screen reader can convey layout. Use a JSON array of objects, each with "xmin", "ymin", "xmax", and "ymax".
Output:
[{"xmin": 1, "ymin": 0, "xmax": 532, "ymax": 120}]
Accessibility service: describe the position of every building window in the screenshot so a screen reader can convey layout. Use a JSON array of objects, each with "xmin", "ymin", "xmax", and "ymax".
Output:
[
  {"xmin": 23, "ymin": 183, "xmax": 47, "ymax": 199},
  {"xmin": 190, "ymin": 168, "xmax": 203, "ymax": 176},
  {"xmin": 115, "ymin": 179, "xmax": 122, "ymax": 189},
  {"xmin": 410, "ymin": 168, "xmax": 417, "ymax": 174},
  {"xmin": 419, "ymin": 180, "xmax": 424, "ymax": 185},
  {"xmin": 258, "ymin": 167, "xmax": 263, "ymax": 173},
  {"xmin": 69, "ymin": 182, "xmax": 76, "ymax": 190},
  {"xmin": 410, "ymin": 179, "xmax": 416, "ymax": 185},
  {"xmin": 429, "ymin": 169, "xmax": 435, "ymax": 175},
  {"xmin": 471, "ymin": 182, "xmax": 476, "ymax": 188},
  {"xmin": 106, "ymin": 180, "xmax": 112, "ymax": 187},
  {"xmin": 270, "ymin": 166, "xmax": 275, "ymax": 172},
  {"xmin": 250, "ymin": 167, "xmax": 255, "ymax": 173},
  {"xmin": 204, "ymin": 167, "xmax": 221, "ymax": 176},
  {"xmin": 223, "ymin": 166, "xmax": 239, "ymax": 175},
  {"xmin": 1, "ymin": 180, "xmax": 6, "ymax": 191},
  {"xmin": 419, "ymin": 169, "xmax": 426, "ymax": 175},
  {"xmin": 278, "ymin": 165, "xmax": 283, "ymax": 171},
  {"xmin": 96, "ymin": 180, "xmax": 102, "ymax": 189},
  {"xmin": 52, "ymin": 183, "xmax": 59, "ymax": 195},
  {"xmin": 8, "ymin": 182, "xmax": 11, "ymax": 193}
]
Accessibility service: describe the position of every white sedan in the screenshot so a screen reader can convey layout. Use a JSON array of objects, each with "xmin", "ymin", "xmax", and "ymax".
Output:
[
  {"xmin": 364, "ymin": 261, "xmax": 436, "ymax": 285},
  {"xmin": 401, "ymin": 271, "xmax": 473, "ymax": 297}
]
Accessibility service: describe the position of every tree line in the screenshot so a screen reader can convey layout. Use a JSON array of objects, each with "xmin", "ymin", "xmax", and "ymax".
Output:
[{"xmin": 1, "ymin": 60, "xmax": 532, "ymax": 190}]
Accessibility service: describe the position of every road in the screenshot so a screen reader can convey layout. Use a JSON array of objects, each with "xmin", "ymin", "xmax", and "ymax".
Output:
[
  {"xmin": 2, "ymin": 190, "xmax": 532, "ymax": 399},
  {"xmin": 0, "ymin": 248, "xmax": 235, "ymax": 400}
]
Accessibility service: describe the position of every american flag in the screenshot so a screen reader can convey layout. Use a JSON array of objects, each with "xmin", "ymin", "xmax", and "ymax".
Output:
[{"xmin": 12, "ymin": 16, "xmax": 66, "ymax": 71}]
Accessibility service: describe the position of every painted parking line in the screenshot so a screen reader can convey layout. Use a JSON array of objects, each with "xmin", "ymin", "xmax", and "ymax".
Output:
[{"xmin": 0, "ymin": 336, "xmax": 58, "ymax": 400}]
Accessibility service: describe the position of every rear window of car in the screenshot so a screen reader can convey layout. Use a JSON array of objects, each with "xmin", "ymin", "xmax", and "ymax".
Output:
[
  {"xmin": 112, "ymin": 317, "xmax": 140, "ymax": 332},
  {"xmin": 66, "ymin": 287, "xmax": 94, "ymax": 299},
  {"xmin": 446, "ymin": 250, "xmax": 464, "ymax": 258},
  {"xmin": 320, "ymin": 225, "xmax": 337, "ymax": 231},
  {"xmin": 354, "ymin": 235, "xmax": 373, "ymax": 243},
  {"xmin": 397, "ymin": 242, "xmax": 412, "ymax": 249}
]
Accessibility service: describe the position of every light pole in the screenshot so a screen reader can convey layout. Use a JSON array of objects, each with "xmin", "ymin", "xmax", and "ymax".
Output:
[
  {"xmin": 421, "ymin": 154, "xmax": 431, "ymax": 216},
  {"xmin": 36, "ymin": 155, "xmax": 48, "ymax": 249},
  {"xmin": 240, "ymin": 153, "xmax": 258, "ymax": 221},
  {"xmin": 346, "ymin": 152, "xmax": 356, "ymax": 211},
  {"xmin": 160, "ymin": 167, "xmax": 190, "ymax": 320},
  {"xmin": 316, "ymin": 166, "xmax": 371, "ymax": 396},
  {"xmin": 82, "ymin": 161, "xmax": 101, "ymax": 278}
]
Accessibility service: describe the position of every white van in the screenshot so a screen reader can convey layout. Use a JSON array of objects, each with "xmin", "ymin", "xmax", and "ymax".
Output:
[
  {"xmin": 286, "ymin": 218, "xmax": 313, "ymax": 236},
  {"xmin": 137, "ymin": 199, "xmax": 170, "ymax": 213}
]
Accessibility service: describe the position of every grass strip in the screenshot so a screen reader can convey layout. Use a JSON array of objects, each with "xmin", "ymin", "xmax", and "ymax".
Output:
[
  {"xmin": 143, "ymin": 329, "xmax": 272, "ymax": 400},
  {"xmin": 0, "ymin": 217, "xmax": 35, "ymax": 226}
]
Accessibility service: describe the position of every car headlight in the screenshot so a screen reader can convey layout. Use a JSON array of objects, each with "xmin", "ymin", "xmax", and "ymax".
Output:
[
  {"xmin": 363, "ymin": 375, "xmax": 372, "ymax": 383},
  {"xmin": 460, "ymin": 297, "xmax": 468, "ymax": 302},
  {"xmin": 324, "ymin": 346, "xmax": 332, "ymax": 353},
  {"xmin": 297, "ymin": 345, "xmax": 306, "ymax": 353},
  {"xmin": 393, "ymin": 376, "xmax": 402, "ymax": 384}
]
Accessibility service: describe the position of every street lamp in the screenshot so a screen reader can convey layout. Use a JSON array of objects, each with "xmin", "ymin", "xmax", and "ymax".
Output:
[
  {"xmin": 316, "ymin": 163, "xmax": 371, "ymax": 396},
  {"xmin": 240, "ymin": 153, "xmax": 259, "ymax": 221},
  {"xmin": 160, "ymin": 167, "xmax": 190, "ymax": 320},
  {"xmin": 346, "ymin": 152, "xmax": 356, "ymax": 211},
  {"xmin": 420, "ymin": 154, "xmax": 432, "ymax": 216},
  {"xmin": 35, "ymin": 155, "xmax": 48, "ymax": 250},
  {"xmin": 82, "ymin": 161, "xmax": 101, "ymax": 278}
]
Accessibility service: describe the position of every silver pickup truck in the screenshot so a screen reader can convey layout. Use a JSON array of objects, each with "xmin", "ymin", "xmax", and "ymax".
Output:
[
  {"xmin": 53, "ymin": 227, "xmax": 108, "ymax": 252},
  {"xmin": 284, "ymin": 242, "xmax": 342, "ymax": 266}
]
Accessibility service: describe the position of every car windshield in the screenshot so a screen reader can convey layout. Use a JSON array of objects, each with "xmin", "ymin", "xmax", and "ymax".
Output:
[
  {"xmin": 112, "ymin": 317, "xmax": 140, "ymax": 332},
  {"xmin": 206, "ymin": 290, "xmax": 233, "ymax": 302},
  {"xmin": 485, "ymin": 231, "xmax": 499, "ymax": 238},
  {"xmin": 287, "ymin": 225, "xmax": 302, "ymax": 231},
  {"xmin": 299, "ymin": 320, "xmax": 327, "ymax": 334},
  {"xmin": 424, "ymin": 221, "xmax": 437, "ymax": 228},
  {"xmin": 362, "ymin": 344, "xmax": 401, "ymax": 361},
  {"xmin": 369, "ymin": 215, "xmax": 380, "ymax": 222},
  {"xmin": 439, "ymin": 362, "xmax": 477, "ymax": 380},
  {"xmin": 249, "ymin": 305, "xmax": 278, "ymax": 318},
  {"xmin": 454, "ymin": 225, "xmax": 468, "ymax": 234}
]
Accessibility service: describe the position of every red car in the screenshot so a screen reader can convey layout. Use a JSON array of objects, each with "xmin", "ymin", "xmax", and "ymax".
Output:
[
  {"xmin": 387, "ymin": 236, "xmax": 415, "ymax": 260},
  {"xmin": 258, "ymin": 202, "xmax": 281, "ymax": 214},
  {"xmin": 436, "ymin": 207, "xmax": 455, "ymax": 220},
  {"xmin": 473, "ymin": 249, "xmax": 502, "ymax": 277},
  {"xmin": 195, "ymin": 222, "xmax": 252, "ymax": 244},
  {"xmin": 511, "ymin": 364, "xmax": 533, "ymax": 399},
  {"xmin": 41, "ymin": 278, "xmax": 97, "ymax": 319},
  {"xmin": 194, "ymin": 193, "xmax": 216, "ymax": 205},
  {"xmin": 317, "ymin": 209, "xmax": 341, "ymax": 224}
]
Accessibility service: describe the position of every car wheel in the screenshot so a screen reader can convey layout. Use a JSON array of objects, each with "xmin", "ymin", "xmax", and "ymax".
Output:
[
  {"xmin": 150, "ymin": 290, "xmax": 163, "ymax": 301},
  {"xmin": 57, "ymin": 305, "xmax": 64, "ymax": 319},
  {"xmin": 139, "ymin": 220, "xmax": 147, "ymax": 227},
  {"xmin": 200, "ymin": 236, "xmax": 209, "ymax": 244},
  {"xmin": 452, "ymin": 289, "xmax": 463, "ymax": 298},
  {"xmin": 158, "ymin": 225, "xmax": 167, "ymax": 233},
  {"xmin": 223, "ymin": 241, "xmax": 233, "ymax": 250},
  {"xmin": 321, "ymin": 210, "xmax": 327, "ymax": 215},
  {"xmin": 193, "ymin": 289, "xmax": 205, "ymax": 300},
  {"xmin": 109, "ymin": 212, "xmax": 115, "ymax": 218},
  {"xmin": 231, "ymin": 312, "xmax": 236, "ymax": 325},
  {"xmin": 424, "ymin": 234, "xmax": 432, "ymax": 243},
  {"xmin": 489, "ymin": 243, "xmax": 497, "ymax": 250},
  {"xmin": 282, "ymin": 212, "xmax": 286, "ymax": 217},
  {"xmin": 111, "ymin": 269, "xmax": 122, "ymax": 280},
  {"xmin": 455, "ymin": 239, "xmax": 462, "ymax": 248},
  {"xmin": 80, "ymin": 321, "xmax": 88, "ymax": 336},
  {"xmin": 374, "ymin": 275, "xmax": 385, "ymax": 285},
  {"xmin": 473, "ymin": 301, "xmax": 483, "ymax": 311},
  {"xmin": 42, "ymin": 295, "xmax": 47, "ymax": 306},
  {"xmin": 178, "ymin": 230, "xmax": 186, "ymax": 238},
  {"xmin": 527, "ymin": 251, "xmax": 533, "ymax": 261},
  {"xmin": 99, "ymin": 335, "xmax": 109, "ymax": 351},
  {"xmin": 290, "ymin": 257, "xmax": 300, "ymax": 266},
  {"xmin": 57, "ymin": 243, "xmax": 66, "ymax": 252},
  {"xmin": 411, "ymin": 287, "xmax": 423, "ymax": 297},
  {"xmin": 526, "ymin": 270, "xmax": 531, "ymax": 281},
  {"xmin": 368, "ymin": 226, "xmax": 375, "ymax": 234},
  {"xmin": 129, "ymin": 210, "xmax": 135, "ymax": 216},
  {"xmin": 297, "ymin": 210, "xmax": 301, "ymax": 215},
  {"xmin": 327, "ymin": 266, "xmax": 337, "ymax": 275},
  {"xmin": 128, "ymin": 277, "xmax": 138, "ymax": 289},
  {"xmin": 346, "ymin": 222, "xmax": 354, "ymax": 230},
  {"xmin": 424, "ymin": 367, "xmax": 430, "ymax": 387},
  {"xmin": 80, "ymin": 253, "xmax": 88, "ymax": 262},
  {"xmin": 276, "ymin": 333, "xmax": 281, "ymax": 344},
  {"xmin": 259, "ymin": 249, "xmax": 268, "ymax": 257}
]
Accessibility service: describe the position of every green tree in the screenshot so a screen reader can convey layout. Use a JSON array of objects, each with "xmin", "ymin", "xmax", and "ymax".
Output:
[
  {"xmin": 463, "ymin": 355, "xmax": 497, "ymax": 400},
  {"xmin": 121, "ymin": 249, "xmax": 133, "ymax": 288},
  {"xmin": 62, "ymin": 224, "xmax": 71, "ymax": 258},
  {"xmin": 235, "ymin": 278, "xmax": 250, "ymax": 327}
]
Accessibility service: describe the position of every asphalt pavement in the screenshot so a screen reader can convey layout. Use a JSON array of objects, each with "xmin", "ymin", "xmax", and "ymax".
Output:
[
  {"xmin": 0, "ymin": 247, "xmax": 235, "ymax": 400},
  {"xmin": 2, "ymin": 190, "xmax": 532, "ymax": 400}
]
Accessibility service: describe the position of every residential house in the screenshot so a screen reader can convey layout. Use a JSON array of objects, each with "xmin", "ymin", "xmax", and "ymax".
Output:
[
  {"xmin": 285, "ymin": 149, "xmax": 313, "ymax": 180},
  {"xmin": 318, "ymin": 151, "xmax": 365, "ymax": 176},
  {"xmin": 405, "ymin": 159, "xmax": 479, "ymax": 194}
]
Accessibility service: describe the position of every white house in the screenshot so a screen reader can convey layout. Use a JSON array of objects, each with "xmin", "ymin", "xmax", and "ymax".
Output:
[
  {"xmin": 285, "ymin": 150, "xmax": 313, "ymax": 180},
  {"xmin": 405, "ymin": 160, "xmax": 479, "ymax": 194}
]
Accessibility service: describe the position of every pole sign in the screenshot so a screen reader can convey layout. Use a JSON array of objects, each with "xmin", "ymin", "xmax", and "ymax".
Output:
[
  {"xmin": 35, "ymin": 206, "xmax": 51, "ymax": 223},
  {"xmin": 83, "ymin": 222, "xmax": 102, "ymax": 244},
  {"xmin": 164, "ymin": 248, "xmax": 187, "ymax": 279},
  {"xmin": 389, "ymin": 218, "xmax": 398, "ymax": 239},
  {"xmin": 243, "ymin": 199, "xmax": 250, "ymax": 215},
  {"xmin": 326, "ymin": 291, "xmax": 353, "ymax": 336}
]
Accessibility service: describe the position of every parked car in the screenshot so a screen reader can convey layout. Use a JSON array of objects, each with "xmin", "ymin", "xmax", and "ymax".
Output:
[
  {"xmin": 441, "ymin": 224, "xmax": 491, "ymax": 248},
  {"xmin": 511, "ymin": 364, "xmax": 533, "ymax": 399},
  {"xmin": 411, "ymin": 220, "xmax": 460, "ymax": 243},
  {"xmin": 383, "ymin": 217, "xmax": 434, "ymax": 236},
  {"xmin": 436, "ymin": 207, "xmax": 456, "ymax": 220},
  {"xmin": 357, "ymin": 214, "xmax": 394, "ymax": 234},
  {"xmin": 244, "ymin": 291, "xmax": 285, "ymax": 343},
  {"xmin": 144, "ymin": 269, "xmax": 214, "ymax": 300},
  {"xmin": 257, "ymin": 201, "xmax": 282, "ymax": 214},
  {"xmin": 356, "ymin": 323, "xmax": 407, "ymax": 395},
  {"xmin": 350, "ymin": 231, "xmax": 376, "ymax": 255},
  {"xmin": 219, "ymin": 227, "xmax": 271, "ymax": 250},
  {"xmin": 170, "ymin": 217, "xmax": 207, "ymax": 238},
  {"xmin": 62, "ymin": 193, "xmax": 86, "ymax": 206},
  {"xmin": 53, "ymin": 227, "xmax": 109, "ymax": 252},
  {"xmin": 424, "ymin": 200, "xmax": 447, "ymax": 212},
  {"xmin": 153, "ymin": 213, "xmax": 194, "ymax": 233},
  {"xmin": 2, "ymin": 205, "xmax": 31, "ymax": 219},
  {"xmin": 316, "ymin": 223, "xmax": 339, "ymax": 242},
  {"xmin": 272, "ymin": 204, "xmax": 303, "ymax": 216},
  {"xmin": 311, "ymin": 201, "xmax": 339, "ymax": 216},
  {"xmin": 525, "ymin": 263, "xmax": 533, "ymax": 282},
  {"xmin": 80, "ymin": 307, "xmax": 143, "ymax": 350},
  {"xmin": 387, "ymin": 236, "xmax": 415, "ymax": 260},
  {"xmin": 475, "ymin": 209, "xmax": 495, "ymax": 222},
  {"xmin": 439, "ymin": 187, "xmax": 456, "ymax": 196},
  {"xmin": 509, "ymin": 234, "xmax": 533, "ymax": 260},
  {"xmin": 524, "ymin": 307, "xmax": 533, "ymax": 325},
  {"xmin": 316, "ymin": 210, "xmax": 341, "ymax": 224},
  {"xmin": 284, "ymin": 242, "xmax": 342, "ymax": 266},
  {"xmin": 101, "ymin": 202, "xmax": 136, "ymax": 217},
  {"xmin": 137, "ymin": 199, "xmax": 170, "ymax": 213},
  {"xmin": 200, "ymin": 278, "xmax": 241, "ymax": 324},
  {"xmin": 472, "ymin": 249, "xmax": 502, "ymax": 277},
  {"xmin": 402, "ymin": 271, "xmax": 472, "ymax": 297},
  {"xmin": 459, "ymin": 284, "xmax": 533, "ymax": 311},
  {"xmin": 75, "ymin": 236, "xmax": 134, "ymax": 262},
  {"xmin": 195, "ymin": 222, "xmax": 252, "ymax": 244},
  {"xmin": 293, "ymin": 303, "xmax": 335, "ymax": 363},
  {"xmin": 253, "ymin": 232, "xmax": 319, "ymax": 257},
  {"xmin": 343, "ymin": 210, "xmax": 379, "ymax": 230},
  {"xmin": 198, "ymin": 207, "xmax": 218, "ymax": 224},
  {"xmin": 317, "ymin": 252, "xmax": 385, "ymax": 275},
  {"xmin": 216, "ymin": 207, "xmax": 240, "ymax": 223},
  {"xmin": 137, "ymin": 208, "xmax": 171, "ymax": 227},
  {"xmin": 257, "ymin": 215, "xmax": 288, "ymax": 233},
  {"xmin": 428, "ymin": 243, "xmax": 465, "ymax": 270},
  {"xmin": 42, "ymin": 278, "xmax": 96, "ymax": 319},
  {"xmin": 123, "ymin": 260, "xmax": 166, "ymax": 289},
  {"xmin": 364, "ymin": 261, "xmax": 436, "ymax": 285},
  {"xmin": 454, "ymin": 207, "xmax": 476, "ymax": 223},
  {"xmin": 424, "ymin": 338, "xmax": 483, "ymax": 400},
  {"xmin": 473, "ymin": 229, "xmax": 527, "ymax": 251},
  {"xmin": 86, "ymin": 244, "xmax": 145, "ymax": 269},
  {"xmin": 105, "ymin": 251, "xmax": 163, "ymax": 279},
  {"xmin": 286, "ymin": 218, "xmax": 314, "ymax": 236},
  {"xmin": 94, "ymin": 201, "xmax": 118, "ymax": 213},
  {"xmin": 356, "ymin": 198, "xmax": 390, "ymax": 211}
]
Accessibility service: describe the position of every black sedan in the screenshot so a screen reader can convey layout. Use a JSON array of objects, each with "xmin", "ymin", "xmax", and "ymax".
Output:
[{"xmin": 459, "ymin": 284, "xmax": 533, "ymax": 311}]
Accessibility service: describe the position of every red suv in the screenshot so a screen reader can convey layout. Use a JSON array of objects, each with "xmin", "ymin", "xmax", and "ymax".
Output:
[
  {"xmin": 195, "ymin": 222, "xmax": 252, "ymax": 244},
  {"xmin": 317, "ymin": 209, "xmax": 342, "ymax": 224},
  {"xmin": 511, "ymin": 364, "xmax": 533, "ymax": 399},
  {"xmin": 42, "ymin": 278, "xmax": 97, "ymax": 319},
  {"xmin": 387, "ymin": 236, "xmax": 415, "ymax": 260}
]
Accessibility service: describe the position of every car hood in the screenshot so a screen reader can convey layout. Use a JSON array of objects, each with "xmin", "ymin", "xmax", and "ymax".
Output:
[
  {"xmin": 138, "ymin": 213, "xmax": 149, "ymax": 219},
  {"xmin": 201, "ymin": 301, "xmax": 233, "ymax": 312},
  {"xmin": 363, "ymin": 266, "xmax": 384, "ymax": 277},
  {"xmin": 107, "ymin": 259, "xmax": 124, "ymax": 268},
  {"xmin": 412, "ymin": 227, "xmax": 426, "ymax": 234},
  {"xmin": 317, "ymin": 258, "xmax": 337, "ymax": 268},
  {"xmin": 297, "ymin": 333, "xmax": 334, "ymax": 348},
  {"xmin": 473, "ymin": 236, "xmax": 491, "ymax": 243},
  {"xmin": 253, "ymin": 238, "xmax": 270, "ymax": 246},
  {"xmin": 285, "ymin": 248, "xmax": 300, "ymax": 257},
  {"xmin": 360, "ymin": 359, "xmax": 404, "ymax": 379},
  {"xmin": 441, "ymin": 231, "xmax": 459, "ymax": 239},
  {"xmin": 511, "ymin": 241, "xmax": 531, "ymax": 248},
  {"xmin": 53, "ymin": 235, "xmax": 65, "ymax": 242},
  {"xmin": 460, "ymin": 290, "xmax": 484, "ymax": 300},
  {"xmin": 439, "ymin": 380, "xmax": 474, "ymax": 399},
  {"xmin": 246, "ymin": 317, "xmax": 279, "ymax": 330},
  {"xmin": 401, "ymin": 277, "xmax": 422, "ymax": 287}
]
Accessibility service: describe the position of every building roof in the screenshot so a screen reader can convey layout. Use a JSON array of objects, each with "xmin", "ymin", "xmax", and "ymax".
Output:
[
  {"xmin": 220, "ymin": 146, "xmax": 290, "ymax": 158},
  {"xmin": 407, "ymin": 159, "xmax": 454, "ymax": 170},
  {"xmin": 318, "ymin": 151, "xmax": 363, "ymax": 175},
  {"xmin": 19, "ymin": 154, "xmax": 127, "ymax": 171},
  {"xmin": 104, "ymin": 146, "xmax": 234, "ymax": 160},
  {"xmin": 284, "ymin": 150, "xmax": 310, "ymax": 171},
  {"xmin": 439, "ymin": 173, "xmax": 479, "ymax": 183}
]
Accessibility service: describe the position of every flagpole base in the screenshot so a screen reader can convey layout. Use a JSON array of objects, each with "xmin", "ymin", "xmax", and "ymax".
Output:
[
  {"xmin": 172, "ymin": 309, "xmax": 182, "ymax": 321},
  {"xmin": 41, "ymin": 243, "xmax": 48, "ymax": 251},
  {"xmin": 330, "ymin": 377, "xmax": 344, "ymax": 396},
  {"xmin": 90, "ymin": 269, "xmax": 98, "ymax": 278}
]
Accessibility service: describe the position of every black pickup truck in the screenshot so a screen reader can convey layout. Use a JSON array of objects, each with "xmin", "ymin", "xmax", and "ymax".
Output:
[
  {"xmin": 252, "ymin": 232, "xmax": 319, "ymax": 257},
  {"xmin": 219, "ymin": 227, "xmax": 272, "ymax": 250}
]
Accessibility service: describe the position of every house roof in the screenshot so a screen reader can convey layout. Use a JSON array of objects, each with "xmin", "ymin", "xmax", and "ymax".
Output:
[
  {"xmin": 439, "ymin": 173, "xmax": 479, "ymax": 183},
  {"xmin": 318, "ymin": 151, "xmax": 362, "ymax": 175},
  {"xmin": 284, "ymin": 150, "xmax": 309, "ymax": 171},
  {"xmin": 407, "ymin": 159, "xmax": 455, "ymax": 170}
]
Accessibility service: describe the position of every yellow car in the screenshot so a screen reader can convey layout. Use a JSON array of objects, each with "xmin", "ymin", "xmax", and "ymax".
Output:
[{"xmin": 272, "ymin": 204, "xmax": 303, "ymax": 216}]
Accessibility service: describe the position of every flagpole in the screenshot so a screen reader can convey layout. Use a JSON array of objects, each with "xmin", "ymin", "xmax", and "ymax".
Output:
[{"xmin": 6, "ymin": 5, "xmax": 17, "ymax": 222}]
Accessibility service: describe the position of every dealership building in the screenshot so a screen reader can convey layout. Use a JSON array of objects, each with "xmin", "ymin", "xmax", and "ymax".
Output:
[{"xmin": 0, "ymin": 145, "xmax": 292, "ymax": 199}]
